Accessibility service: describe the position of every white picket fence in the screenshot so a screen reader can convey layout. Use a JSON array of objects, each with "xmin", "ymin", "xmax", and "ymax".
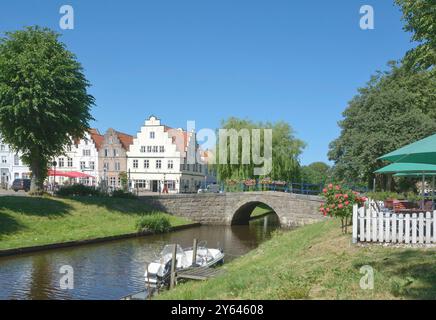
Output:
[{"xmin": 352, "ymin": 203, "xmax": 436, "ymax": 244}]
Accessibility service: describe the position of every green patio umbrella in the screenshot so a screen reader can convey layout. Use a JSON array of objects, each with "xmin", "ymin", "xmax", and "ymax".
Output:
[
  {"xmin": 378, "ymin": 133, "xmax": 436, "ymax": 164},
  {"xmin": 375, "ymin": 163, "xmax": 436, "ymax": 210},
  {"xmin": 374, "ymin": 162, "xmax": 436, "ymax": 174}
]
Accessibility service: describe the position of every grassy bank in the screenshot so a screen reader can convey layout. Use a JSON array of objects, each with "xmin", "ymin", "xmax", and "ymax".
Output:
[
  {"xmin": 0, "ymin": 196, "xmax": 192, "ymax": 251},
  {"xmin": 157, "ymin": 220, "xmax": 436, "ymax": 300},
  {"xmin": 250, "ymin": 203, "xmax": 274, "ymax": 218}
]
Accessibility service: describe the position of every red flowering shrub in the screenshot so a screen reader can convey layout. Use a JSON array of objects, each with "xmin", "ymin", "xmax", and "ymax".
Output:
[{"xmin": 319, "ymin": 184, "xmax": 366, "ymax": 233}]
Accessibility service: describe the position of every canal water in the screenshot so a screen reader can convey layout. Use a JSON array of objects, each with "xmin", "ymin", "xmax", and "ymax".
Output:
[{"xmin": 0, "ymin": 214, "xmax": 280, "ymax": 300}]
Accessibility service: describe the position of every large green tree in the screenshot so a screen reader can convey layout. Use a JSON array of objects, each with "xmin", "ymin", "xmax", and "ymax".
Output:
[
  {"xmin": 395, "ymin": 0, "xmax": 436, "ymax": 70},
  {"xmin": 328, "ymin": 62, "xmax": 436, "ymax": 189},
  {"xmin": 301, "ymin": 162, "xmax": 331, "ymax": 185},
  {"xmin": 0, "ymin": 27, "xmax": 94, "ymax": 193},
  {"xmin": 214, "ymin": 117, "xmax": 304, "ymax": 182}
]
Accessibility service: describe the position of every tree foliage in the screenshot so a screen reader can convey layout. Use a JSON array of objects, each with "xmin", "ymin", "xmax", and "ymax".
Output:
[
  {"xmin": 395, "ymin": 0, "xmax": 436, "ymax": 70},
  {"xmin": 328, "ymin": 62, "xmax": 436, "ymax": 188},
  {"xmin": 214, "ymin": 117, "xmax": 305, "ymax": 182},
  {"xmin": 301, "ymin": 162, "xmax": 331, "ymax": 185},
  {"xmin": 0, "ymin": 26, "xmax": 94, "ymax": 193}
]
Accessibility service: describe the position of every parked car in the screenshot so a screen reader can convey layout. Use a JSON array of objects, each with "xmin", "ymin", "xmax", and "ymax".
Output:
[
  {"xmin": 11, "ymin": 179, "xmax": 31, "ymax": 192},
  {"xmin": 197, "ymin": 184, "xmax": 221, "ymax": 194}
]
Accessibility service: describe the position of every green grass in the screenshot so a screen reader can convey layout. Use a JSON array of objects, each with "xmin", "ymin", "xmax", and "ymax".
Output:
[
  {"xmin": 0, "ymin": 196, "xmax": 192, "ymax": 251},
  {"xmin": 250, "ymin": 204, "xmax": 274, "ymax": 218},
  {"xmin": 157, "ymin": 219, "xmax": 436, "ymax": 300}
]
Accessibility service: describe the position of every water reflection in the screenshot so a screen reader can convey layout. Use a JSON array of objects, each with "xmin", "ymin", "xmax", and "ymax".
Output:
[{"xmin": 0, "ymin": 214, "xmax": 280, "ymax": 300}]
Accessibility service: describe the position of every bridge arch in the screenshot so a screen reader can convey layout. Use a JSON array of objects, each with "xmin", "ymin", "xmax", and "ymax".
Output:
[{"xmin": 231, "ymin": 200, "xmax": 280, "ymax": 225}]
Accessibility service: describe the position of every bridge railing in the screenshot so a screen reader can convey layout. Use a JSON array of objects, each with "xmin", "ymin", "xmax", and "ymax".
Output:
[
  {"xmin": 220, "ymin": 181, "xmax": 323, "ymax": 196},
  {"xmin": 218, "ymin": 180, "xmax": 369, "ymax": 196}
]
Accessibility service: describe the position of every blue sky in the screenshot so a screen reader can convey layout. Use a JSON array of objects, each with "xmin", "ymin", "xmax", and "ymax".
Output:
[{"xmin": 0, "ymin": 1, "xmax": 414, "ymax": 165}]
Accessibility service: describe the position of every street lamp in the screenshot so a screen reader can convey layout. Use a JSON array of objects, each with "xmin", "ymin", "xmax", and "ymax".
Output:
[{"xmin": 52, "ymin": 160, "xmax": 57, "ymax": 191}]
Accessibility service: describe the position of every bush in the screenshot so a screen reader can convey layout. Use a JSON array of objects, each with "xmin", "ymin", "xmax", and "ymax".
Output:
[
  {"xmin": 319, "ymin": 184, "xmax": 366, "ymax": 233},
  {"xmin": 366, "ymin": 191, "xmax": 402, "ymax": 201},
  {"xmin": 111, "ymin": 190, "xmax": 137, "ymax": 199},
  {"xmin": 55, "ymin": 184, "xmax": 102, "ymax": 197},
  {"xmin": 136, "ymin": 213, "xmax": 171, "ymax": 233}
]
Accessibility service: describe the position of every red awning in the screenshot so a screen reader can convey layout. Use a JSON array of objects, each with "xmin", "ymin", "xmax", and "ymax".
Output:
[{"xmin": 47, "ymin": 170, "xmax": 94, "ymax": 178}]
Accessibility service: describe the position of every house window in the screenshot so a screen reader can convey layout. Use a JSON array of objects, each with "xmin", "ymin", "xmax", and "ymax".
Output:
[
  {"xmin": 66, "ymin": 145, "xmax": 72, "ymax": 152},
  {"xmin": 67, "ymin": 157, "xmax": 73, "ymax": 167},
  {"xmin": 156, "ymin": 160, "xmax": 162, "ymax": 169},
  {"xmin": 58, "ymin": 158, "xmax": 64, "ymax": 168},
  {"xmin": 1, "ymin": 156, "xmax": 7, "ymax": 164},
  {"xmin": 104, "ymin": 149, "xmax": 109, "ymax": 157},
  {"xmin": 104, "ymin": 162, "xmax": 109, "ymax": 171},
  {"xmin": 80, "ymin": 161, "xmax": 86, "ymax": 170},
  {"xmin": 153, "ymin": 146, "xmax": 158, "ymax": 153},
  {"xmin": 147, "ymin": 146, "xmax": 152, "ymax": 153},
  {"xmin": 89, "ymin": 161, "xmax": 95, "ymax": 170},
  {"xmin": 14, "ymin": 173, "xmax": 19, "ymax": 179},
  {"xmin": 135, "ymin": 180, "xmax": 146, "ymax": 188},
  {"xmin": 133, "ymin": 160, "xmax": 138, "ymax": 169},
  {"xmin": 110, "ymin": 177, "xmax": 116, "ymax": 186},
  {"xmin": 83, "ymin": 149, "xmax": 91, "ymax": 157},
  {"xmin": 164, "ymin": 180, "xmax": 176, "ymax": 190},
  {"xmin": 113, "ymin": 149, "xmax": 118, "ymax": 157},
  {"xmin": 14, "ymin": 154, "xmax": 19, "ymax": 166},
  {"xmin": 0, "ymin": 145, "xmax": 5, "ymax": 151},
  {"xmin": 150, "ymin": 131, "xmax": 155, "ymax": 139},
  {"xmin": 144, "ymin": 160, "xmax": 149, "ymax": 169},
  {"xmin": 140, "ymin": 146, "xmax": 146, "ymax": 153},
  {"xmin": 115, "ymin": 162, "xmax": 120, "ymax": 171},
  {"xmin": 168, "ymin": 160, "xmax": 173, "ymax": 169},
  {"xmin": 160, "ymin": 146, "xmax": 165, "ymax": 153}
]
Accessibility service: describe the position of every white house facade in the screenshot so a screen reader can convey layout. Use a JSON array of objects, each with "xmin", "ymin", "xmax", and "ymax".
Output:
[
  {"xmin": 0, "ymin": 136, "xmax": 31, "ymax": 188},
  {"xmin": 50, "ymin": 129, "xmax": 102, "ymax": 186},
  {"xmin": 127, "ymin": 116, "xmax": 206, "ymax": 193}
]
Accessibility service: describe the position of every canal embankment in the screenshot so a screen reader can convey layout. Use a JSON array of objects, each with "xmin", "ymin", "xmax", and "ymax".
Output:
[
  {"xmin": 156, "ymin": 219, "xmax": 436, "ymax": 300},
  {"xmin": 0, "ymin": 195, "xmax": 193, "ymax": 254}
]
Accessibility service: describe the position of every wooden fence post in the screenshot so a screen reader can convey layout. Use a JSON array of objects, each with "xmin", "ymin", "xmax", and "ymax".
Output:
[
  {"xmin": 391, "ymin": 214, "xmax": 397, "ymax": 243},
  {"xmin": 405, "ymin": 214, "xmax": 411, "ymax": 244},
  {"xmin": 433, "ymin": 211, "xmax": 436, "ymax": 244},
  {"xmin": 359, "ymin": 207, "xmax": 365, "ymax": 242},
  {"xmin": 366, "ymin": 205, "xmax": 371, "ymax": 241},
  {"xmin": 411, "ymin": 213, "xmax": 417, "ymax": 244},
  {"xmin": 398, "ymin": 214, "xmax": 404, "ymax": 243},
  {"xmin": 418, "ymin": 212, "xmax": 424, "ymax": 244},
  {"xmin": 352, "ymin": 205, "xmax": 358, "ymax": 243},
  {"xmin": 385, "ymin": 212, "xmax": 390, "ymax": 242},
  {"xmin": 425, "ymin": 212, "xmax": 431, "ymax": 244},
  {"xmin": 170, "ymin": 244, "xmax": 177, "ymax": 289},
  {"xmin": 192, "ymin": 238, "xmax": 198, "ymax": 266}
]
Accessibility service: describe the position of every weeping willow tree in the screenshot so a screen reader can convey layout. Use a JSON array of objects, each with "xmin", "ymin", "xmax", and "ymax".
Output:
[{"xmin": 213, "ymin": 117, "xmax": 305, "ymax": 182}]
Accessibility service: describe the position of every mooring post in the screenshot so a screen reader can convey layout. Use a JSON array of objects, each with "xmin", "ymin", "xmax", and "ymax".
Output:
[
  {"xmin": 170, "ymin": 244, "xmax": 177, "ymax": 289},
  {"xmin": 192, "ymin": 238, "xmax": 198, "ymax": 267}
]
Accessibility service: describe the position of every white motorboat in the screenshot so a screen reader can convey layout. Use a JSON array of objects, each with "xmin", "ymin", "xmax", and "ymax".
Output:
[{"xmin": 144, "ymin": 243, "xmax": 224, "ymax": 288}]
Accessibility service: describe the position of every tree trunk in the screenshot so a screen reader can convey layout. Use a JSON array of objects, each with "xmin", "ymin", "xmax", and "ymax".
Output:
[{"xmin": 29, "ymin": 151, "xmax": 47, "ymax": 195}]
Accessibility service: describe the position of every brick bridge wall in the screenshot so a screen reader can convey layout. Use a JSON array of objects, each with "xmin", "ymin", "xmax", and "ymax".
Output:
[{"xmin": 140, "ymin": 191, "xmax": 325, "ymax": 228}]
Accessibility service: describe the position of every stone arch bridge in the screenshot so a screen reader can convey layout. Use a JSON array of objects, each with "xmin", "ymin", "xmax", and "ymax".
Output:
[{"xmin": 141, "ymin": 192, "xmax": 325, "ymax": 228}]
